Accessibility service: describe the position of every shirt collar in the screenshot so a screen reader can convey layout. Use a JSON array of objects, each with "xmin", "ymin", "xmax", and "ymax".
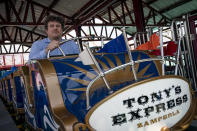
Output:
[{"xmin": 45, "ymin": 37, "xmax": 64, "ymax": 43}]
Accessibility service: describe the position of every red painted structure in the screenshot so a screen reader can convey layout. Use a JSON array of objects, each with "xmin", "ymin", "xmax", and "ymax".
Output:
[{"xmin": 0, "ymin": 53, "xmax": 26, "ymax": 70}]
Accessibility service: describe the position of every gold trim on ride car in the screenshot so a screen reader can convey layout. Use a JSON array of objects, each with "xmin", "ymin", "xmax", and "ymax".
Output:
[{"xmin": 35, "ymin": 59, "xmax": 78, "ymax": 130}]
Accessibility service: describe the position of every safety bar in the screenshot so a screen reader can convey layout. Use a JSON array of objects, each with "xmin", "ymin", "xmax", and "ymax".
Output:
[
  {"xmin": 83, "ymin": 43, "xmax": 111, "ymax": 92},
  {"xmin": 47, "ymin": 46, "xmax": 66, "ymax": 58},
  {"xmin": 85, "ymin": 55, "xmax": 184, "ymax": 109},
  {"xmin": 122, "ymin": 27, "xmax": 138, "ymax": 81},
  {"xmin": 86, "ymin": 57, "xmax": 162, "ymax": 109},
  {"xmin": 46, "ymin": 36, "xmax": 110, "ymax": 58}
]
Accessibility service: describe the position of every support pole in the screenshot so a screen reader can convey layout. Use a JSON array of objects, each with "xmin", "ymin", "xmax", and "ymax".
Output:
[
  {"xmin": 133, "ymin": 0, "xmax": 145, "ymax": 32},
  {"xmin": 75, "ymin": 26, "xmax": 83, "ymax": 52}
]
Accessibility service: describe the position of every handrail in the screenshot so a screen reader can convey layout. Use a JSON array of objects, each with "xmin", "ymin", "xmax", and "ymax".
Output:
[
  {"xmin": 47, "ymin": 46, "xmax": 66, "ymax": 58},
  {"xmin": 85, "ymin": 55, "xmax": 183, "ymax": 109},
  {"xmin": 86, "ymin": 57, "xmax": 164, "ymax": 109},
  {"xmin": 47, "ymin": 36, "xmax": 110, "ymax": 58}
]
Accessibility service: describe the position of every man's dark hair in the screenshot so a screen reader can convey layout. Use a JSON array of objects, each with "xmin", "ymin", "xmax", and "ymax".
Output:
[{"xmin": 44, "ymin": 15, "xmax": 64, "ymax": 30}]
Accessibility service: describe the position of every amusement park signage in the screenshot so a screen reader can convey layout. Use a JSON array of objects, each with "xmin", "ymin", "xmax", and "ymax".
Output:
[{"xmin": 87, "ymin": 77, "xmax": 191, "ymax": 131}]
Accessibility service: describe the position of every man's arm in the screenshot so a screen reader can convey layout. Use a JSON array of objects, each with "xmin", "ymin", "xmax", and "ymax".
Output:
[
  {"xmin": 45, "ymin": 40, "xmax": 60, "ymax": 54},
  {"xmin": 29, "ymin": 40, "xmax": 62, "ymax": 60},
  {"xmin": 29, "ymin": 41, "xmax": 47, "ymax": 60}
]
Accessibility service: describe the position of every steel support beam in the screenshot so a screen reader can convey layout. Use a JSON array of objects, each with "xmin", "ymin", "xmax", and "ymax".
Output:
[
  {"xmin": 63, "ymin": 0, "xmax": 118, "ymax": 34},
  {"xmin": 75, "ymin": 26, "xmax": 83, "ymax": 51},
  {"xmin": 0, "ymin": 0, "xmax": 71, "ymax": 25},
  {"xmin": 132, "ymin": 0, "xmax": 145, "ymax": 32}
]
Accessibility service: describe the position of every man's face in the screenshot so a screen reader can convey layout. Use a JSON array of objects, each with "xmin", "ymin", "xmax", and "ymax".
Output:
[{"xmin": 46, "ymin": 21, "xmax": 63, "ymax": 40}]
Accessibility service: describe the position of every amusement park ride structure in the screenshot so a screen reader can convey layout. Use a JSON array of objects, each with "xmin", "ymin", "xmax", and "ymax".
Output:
[
  {"xmin": 0, "ymin": 18, "xmax": 197, "ymax": 130},
  {"xmin": 1, "ymin": 0, "xmax": 197, "ymax": 131}
]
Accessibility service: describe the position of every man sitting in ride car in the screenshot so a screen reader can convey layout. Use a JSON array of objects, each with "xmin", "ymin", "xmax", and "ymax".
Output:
[{"xmin": 29, "ymin": 15, "xmax": 80, "ymax": 60}]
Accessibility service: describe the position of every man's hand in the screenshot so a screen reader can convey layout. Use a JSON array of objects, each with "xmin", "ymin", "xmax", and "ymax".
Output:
[{"xmin": 45, "ymin": 40, "xmax": 60, "ymax": 53}]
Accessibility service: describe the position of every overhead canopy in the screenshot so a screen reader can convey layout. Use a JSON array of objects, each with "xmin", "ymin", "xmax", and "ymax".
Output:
[{"xmin": 0, "ymin": 0, "xmax": 196, "ymax": 51}]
